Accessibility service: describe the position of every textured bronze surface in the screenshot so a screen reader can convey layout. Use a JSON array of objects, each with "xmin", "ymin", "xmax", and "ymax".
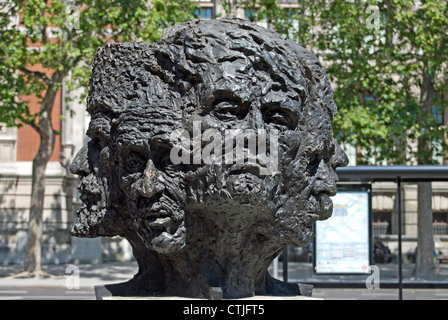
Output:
[{"xmin": 70, "ymin": 17, "xmax": 348, "ymax": 299}]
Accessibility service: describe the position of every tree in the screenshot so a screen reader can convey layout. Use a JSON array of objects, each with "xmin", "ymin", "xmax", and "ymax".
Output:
[
  {"xmin": 220, "ymin": 0, "xmax": 298, "ymax": 37},
  {"xmin": 0, "ymin": 0, "xmax": 198, "ymax": 277},
  {"xmin": 295, "ymin": 0, "xmax": 448, "ymax": 278},
  {"xmin": 393, "ymin": 0, "xmax": 448, "ymax": 278}
]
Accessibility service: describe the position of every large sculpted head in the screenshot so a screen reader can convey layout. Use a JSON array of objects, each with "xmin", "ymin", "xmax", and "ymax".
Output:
[{"xmin": 70, "ymin": 17, "xmax": 348, "ymax": 298}]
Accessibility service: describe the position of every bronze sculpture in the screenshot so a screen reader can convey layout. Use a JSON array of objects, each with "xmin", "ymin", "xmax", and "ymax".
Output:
[{"xmin": 70, "ymin": 17, "xmax": 348, "ymax": 299}]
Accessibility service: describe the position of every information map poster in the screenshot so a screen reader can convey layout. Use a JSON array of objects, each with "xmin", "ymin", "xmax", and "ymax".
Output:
[{"xmin": 314, "ymin": 188, "xmax": 371, "ymax": 274}]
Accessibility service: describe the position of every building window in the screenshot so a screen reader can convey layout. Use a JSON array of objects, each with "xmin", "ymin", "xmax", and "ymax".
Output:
[
  {"xmin": 245, "ymin": 8, "xmax": 256, "ymax": 21},
  {"xmin": 433, "ymin": 212, "xmax": 448, "ymax": 235},
  {"xmin": 0, "ymin": 124, "xmax": 17, "ymax": 162},
  {"xmin": 372, "ymin": 211, "xmax": 391, "ymax": 235},
  {"xmin": 432, "ymin": 93, "xmax": 445, "ymax": 125},
  {"xmin": 244, "ymin": 9, "xmax": 268, "ymax": 28},
  {"xmin": 195, "ymin": 7, "xmax": 212, "ymax": 20},
  {"xmin": 341, "ymin": 142, "xmax": 356, "ymax": 166}
]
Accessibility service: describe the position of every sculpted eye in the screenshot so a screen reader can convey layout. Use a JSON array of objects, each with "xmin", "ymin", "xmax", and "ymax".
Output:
[
  {"xmin": 261, "ymin": 105, "xmax": 296, "ymax": 130},
  {"xmin": 124, "ymin": 151, "xmax": 147, "ymax": 173},
  {"xmin": 212, "ymin": 99, "xmax": 248, "ymax": 121}
]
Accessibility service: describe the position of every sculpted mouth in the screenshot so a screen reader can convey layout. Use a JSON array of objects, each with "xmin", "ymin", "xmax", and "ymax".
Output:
[
  {"xmin": 301, "ymin": 175, "xmax": 334, "ymax": 222},
  {"xmin": 318, "ymin": 194, "xmax": 334, "ymax": 220},
  {"xmin": 78, "ymin": 191, "xmax": 106, "ymax": 213},
  {"xmin": 145, "ymin": 217, "xmax": 172, "ymax": 228},
  {"xmin": 138, "ymin": 197, "xmax": 184, "ymax": 235},
  {"xmin": 229, "ymin": 163, "xmax": 262, "ymax": 175},
  {"xmin": 137, "ymin": 205, "xmax": 186, "ymax": 252},
  {"xmin": 144, "ymin": 209, "xmax": 174, "ymax": 229},
  {"xmin": 79, "ymin": 192, "xmax": 101, "ymax": 204},
  {"xmin": 306, "ymin": 194, "xmax": 333, "ymax": 225},
  {"xmin": 303, "ymin": 214, "xmax": 319, "ymax": 229},
  {"xmin": 71, "ymin": 200, "xmax": 107, "ymax": 236},
  {"xmin": 227, "ymin": 163, "xmax": 270, "ymax": 178}
]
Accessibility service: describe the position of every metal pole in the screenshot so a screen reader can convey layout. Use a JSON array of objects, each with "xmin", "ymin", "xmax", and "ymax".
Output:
[
  {"xmin": 212, "ymin": 0, "xmax": 217, "ymax": 19},
  {"xmin": 282, "ymin": 246, "xmax": 288, "ymax": 282},
  {"xmin": 397, "ymin": 177, "xmax": 403, "ymax": 300},
  {"xmin": 273, "ymin": 256, "xmax": 279, "ymax": 279}
]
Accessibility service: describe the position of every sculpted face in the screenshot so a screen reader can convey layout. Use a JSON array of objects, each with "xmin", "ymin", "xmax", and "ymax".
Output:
[
  {"xmin": 165, "ymin": 20, "xmax": 349, "ymax": 248},
  {"xmin": 180, "ymin": 64, "xmax": 348, "ymax": 248},
  {"xmin": 113, "ymin": 114, "xmax": 187, "ymax": 253},
  {"xmin": 70, "ymin": 56, "xmax": 188, "ymax": 252},
  {"xmin": 70, "ymin": 18, "xmax": 348, "ymax": 255},
  {"xmin": 70, "ymin": 114, "xmax": 118, "ymax": 237}
]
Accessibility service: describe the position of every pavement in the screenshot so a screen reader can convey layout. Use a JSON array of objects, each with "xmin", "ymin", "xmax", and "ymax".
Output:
[
  {"xmin": 0, "ymin": 261, "xmax": 139, "ymax": 300},
  {"xmin": 277, "ymin": 261, "xmax": 448, "ymax": 300},
  {"xmin": 0, "ymin": 261, "xmax": 447, "ymax": 300}
]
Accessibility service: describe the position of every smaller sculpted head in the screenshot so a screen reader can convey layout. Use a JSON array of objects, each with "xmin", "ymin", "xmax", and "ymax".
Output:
[{"xmin": 70, "ymin": 17, "xmax": 348, "ymax": 298}]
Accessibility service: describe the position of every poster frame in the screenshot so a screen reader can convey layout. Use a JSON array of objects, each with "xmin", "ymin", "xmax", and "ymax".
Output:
[{"xmin": 313, "ymin": 184, "xmax": 373, "ymax": 275}]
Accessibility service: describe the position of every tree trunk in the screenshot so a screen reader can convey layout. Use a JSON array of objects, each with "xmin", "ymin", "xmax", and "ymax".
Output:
[
  {"xmin": 415, "ymin": 182, "xmax": 434, "ymax": 278},
  {"xmin": 24, "ymin": 142, "xmax": 52, "ymax": 274},
  {"xmin": 23, "ymin": 72, "xmax": 60, "ymax": 276},
  {"xmin": 414, "ymin": 68, "xmax": 435, "ymax": 278}
]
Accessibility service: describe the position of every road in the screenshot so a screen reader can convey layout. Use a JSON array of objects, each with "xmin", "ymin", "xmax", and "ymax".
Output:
[
  {"xmin": 0, "ymin": 287, "xmax": 95, "ymax": 300},
  {"xmin": 1, "ymin": 261, "xmax": 447, "ymax": 300}
]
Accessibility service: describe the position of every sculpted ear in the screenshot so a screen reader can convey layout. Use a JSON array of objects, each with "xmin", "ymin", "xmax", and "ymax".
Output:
[{"xmin": 141, "ymin": 159, "xmax": 165, "ymax": 198}]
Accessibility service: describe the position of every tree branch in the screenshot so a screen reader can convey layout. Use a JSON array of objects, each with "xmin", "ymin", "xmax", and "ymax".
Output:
[
  {"xmin": 19, "ymin": 68, "xmax": 50, "ymax": 85},
  {"xmin": 18, "ymin": 113, "xmax": 40, "ymax": 133},
  {"xmin": 28, "ymin": 118, "xmax": 40, "ymax": 132}
]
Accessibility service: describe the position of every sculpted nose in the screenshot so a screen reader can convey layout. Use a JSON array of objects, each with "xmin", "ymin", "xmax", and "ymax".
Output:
[
  {"xmin": 248, "ymin": 107, "xmax": 264, "ymax": 130},
  {"xmin": 70, "ymin": 145, "xmax": 89, "ymax": 176},
  {"xmin": 330, "ymin": 142, "xmax": 349, "ymax": 169},
  {"xmin": 312, "ymin": 142, "xmax": 349, "ymax": 197},
  {"xmin": 140, "ymin": 159, "xmax": 165, "ymax": 198},
  {"xmin": 313, "ymin": 160, "xmax": 337, "ymax": 196}
]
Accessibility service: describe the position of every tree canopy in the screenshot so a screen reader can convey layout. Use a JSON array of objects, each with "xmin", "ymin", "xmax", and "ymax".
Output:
[
  {"xmin": 301, "ymin": 0, "xmax": 447, "ymax": 165},
  {"xmin": 0, "ymin": 0, "xmax": 198, "ymax": 129},
  {"xmin": 223, "ymin": 0, "xmax": 447, "ymax": 165},
  {"xmin": 0, "ymin": 0, "xmax": 198, "ymax": 276}
]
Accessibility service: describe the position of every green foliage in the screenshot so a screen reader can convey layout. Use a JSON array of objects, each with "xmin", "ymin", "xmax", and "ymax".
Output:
[
  {"xmin": 295, "ymin": 0, "xmax": 448, "ymax": 165},
  {"xmin": 227, "ymin": 0, "xmax": 448, "ymax": 165},
  {"xmin": 2, "ymin": 0, "xmax": 447, "ymax": 165},
  {"xmin": 221, "ymin": 0, "xmax": 300, "ymax": 39},
  {"xmin": 0, "ymin": 0, "xmax": 198, "ymax": 129}
]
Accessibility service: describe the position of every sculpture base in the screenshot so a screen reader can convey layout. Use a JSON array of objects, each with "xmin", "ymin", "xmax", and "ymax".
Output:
[{"xmin": 94, "ymin": 282, "xmax": 315, "ymax": 300}]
